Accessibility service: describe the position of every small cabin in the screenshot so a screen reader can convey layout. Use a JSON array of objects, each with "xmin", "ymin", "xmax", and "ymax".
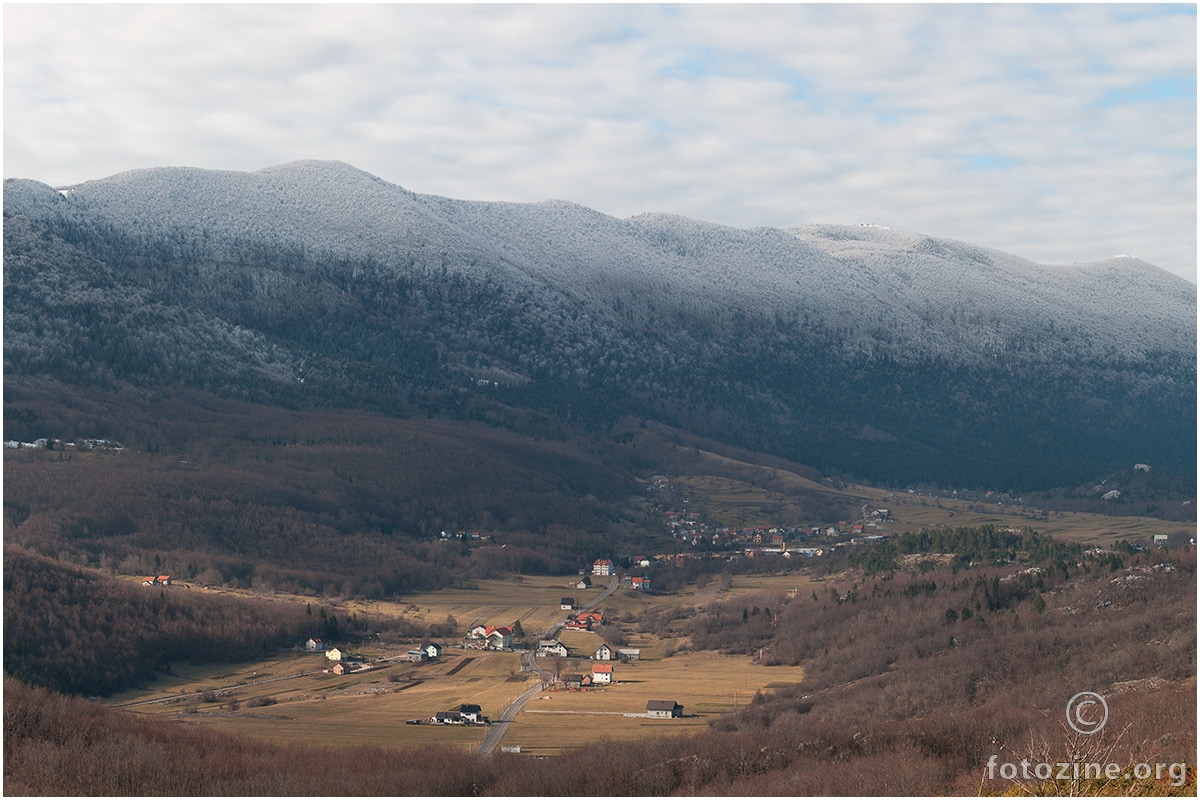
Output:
[{"xmin": 647, "ymin": 700, "xmax": 683, "ymax": 718}]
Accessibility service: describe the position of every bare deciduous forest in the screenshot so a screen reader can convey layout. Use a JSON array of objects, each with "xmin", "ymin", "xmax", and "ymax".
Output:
[
  {"xmin": 5, "ymin": 541, "xmax": 1193, "ymax": 795},
  {"xmin": 2, "ymin": 547, "xmax": 428, "ymax": 697}
]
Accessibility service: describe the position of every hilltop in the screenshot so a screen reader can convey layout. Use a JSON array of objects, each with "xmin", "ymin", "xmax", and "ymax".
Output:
[{"xmin": 4, "ymin": 160, "xmax": 1195, "ymax": 490}]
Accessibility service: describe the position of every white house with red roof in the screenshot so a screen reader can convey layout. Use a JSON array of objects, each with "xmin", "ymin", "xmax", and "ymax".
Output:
[
  {"xmin": 592, "ymin": 559, "xmax": 614, "ymax": 576},
  {"xmin": 591, "ymin": 663, "xmax": 614, "ymax": 684},
  {"xmin": 484, "ymin": 625, "xmax": 514, "ymax": 649}
]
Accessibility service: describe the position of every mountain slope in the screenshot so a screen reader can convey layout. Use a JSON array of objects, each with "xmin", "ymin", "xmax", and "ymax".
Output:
[{"xmin": 4, "ymin": 161, "xmax": 1195, "ymax": 490}]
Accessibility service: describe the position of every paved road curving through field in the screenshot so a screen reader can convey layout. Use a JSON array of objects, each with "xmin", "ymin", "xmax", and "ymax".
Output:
[{"xmin": 476, "ymin": 574, "xmax": 619, "ymax": 755}]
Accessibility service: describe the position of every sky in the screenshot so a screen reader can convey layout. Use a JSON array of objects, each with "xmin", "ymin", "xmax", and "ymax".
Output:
[{"xmin": 4, "ymin": 4, "xmax": 1197, "ymax": 282}]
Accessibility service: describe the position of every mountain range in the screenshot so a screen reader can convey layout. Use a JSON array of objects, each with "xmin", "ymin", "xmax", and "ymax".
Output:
[{"xmin": 4, "ymin": 160, "xmax": 1195, "ymax": 490}]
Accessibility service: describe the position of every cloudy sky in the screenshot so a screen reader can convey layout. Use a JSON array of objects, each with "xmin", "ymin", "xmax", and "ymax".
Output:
[{"xmin": 4, "ymin": 4, "xmax": 1196, "ymax": 281}]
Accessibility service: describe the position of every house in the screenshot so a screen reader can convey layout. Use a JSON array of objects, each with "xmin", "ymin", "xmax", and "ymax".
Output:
[
  {"xmin": 561, "ymin": 673, "xmax": 584, "ymax": 688},
  {"xmin": 574, "ymin": 577, "xmax": 591, "ymax": 590},
  {"xmin": 560, "ymin": 597, "xmax": 575, "ymax": 610},
  {"xmin": 646, "ymin": 700, "xmax": 683, "ymax": 718},
  {"xmin": 484, "ymin": 626, "xmax": 514, "ymax": 650},
  {"xmin": 576, "ymin": 611, "xmax": 604, "ymax": 625},
  {"xmin": 331, "ymin": 662, "xmax": 347, "ymax": 675},
  {"xmin": 406, "ymin": 649, "xmax": 428, "ymax": 663},
  {"xmin": 467, "ymin": 625, "xmax": 488, "ymax": 640},
  {"xmin": 631, "ymin": 576, "xmax": 651, "ymax": 592},
  {"xmin": 458, "ymin": 704, "xmax": 482, "ymax": 724},
  {"xmin": 563, "ymin": 619, "xmax": 591, "ymax": 632},
  {"xmin": 538, "ymin": 640, "xmax": 568, "ymax": 658},
  {"xmin": 157, "ymin": 575, "xmax": 172, "ymax": 586},
  {"xmin": 591, "ymin": 663, "xmax": 614, "ymax": 684},
  {"xmin": 633, "ymin": 556, "xmax": 651, "ymax": 568},
  {"xmin": 326, "ymin": 647, "xmax": 345, "ymax": 662},
  {"xmin": 434, "ymin": 711, "xmax": 461, "ymax": 725},
  {"xmin": 594, "ymin": 643, "xmax": 613, "ymax": 661},
  {"xmin": 422, "ymin": 642, "xmax": 444, "ymax": 659},
  {"xmin": 617, "ymin": 648, "xmax": 641, "ymax": 661},
  {"xmin": 305, "ymin": 637, "xmax": 324, "ymax": 651},
  {"xmin": 592, "ymin": 559, "xmax": 614, "ymax": 576}
]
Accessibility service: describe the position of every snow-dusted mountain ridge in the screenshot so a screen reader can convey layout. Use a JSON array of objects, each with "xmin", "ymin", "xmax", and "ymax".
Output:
[
  {"xmin": 4, "ymin": 160, "xmax": 1195, "ymax": 489},
  {"xmin": 23, "ymin": 159, "xmax": 1191, "ymax": 367}
]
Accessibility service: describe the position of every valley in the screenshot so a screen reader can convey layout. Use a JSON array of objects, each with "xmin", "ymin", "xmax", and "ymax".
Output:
[
  {"xmin": 3, "ymin": 160, "xmax": 1194, "ymax": 795},
  {"xmin": 99, "ymin": 570, "xmax": 809, "ymax": 756}
]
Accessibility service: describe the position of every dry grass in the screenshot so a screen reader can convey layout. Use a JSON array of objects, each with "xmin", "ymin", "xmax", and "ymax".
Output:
[
  {"xmin": 106, "ymin": 641, "xmax": 804, "ymax": 756},
  {"xmin": 117, "ymin": 572, "xmax": 605, "ymax": 641},
  {"xmin": 674, "ymin": 474, "xmax": 812, "ymax": 528},
  {"xmin": 103, "ymin": 570, "xmax": 812, "ymax": 757},
  {"xmin": 349, "ymin": 574, "xmax": 605, "ymax": 638},
  {"xmin": 503, "ymin": 651, "xmax": 804, "ymax": 755},
  {"xmin": 107, "ymin": 650, "xmax": 535, "ymax": 752},
  {"xmin": 852, "ymin": 486, "xmax": 1192, "ymax": 546},
  {"xmin": 667, "ymin": 463, "xmax": 1191, "ymax": 550}
]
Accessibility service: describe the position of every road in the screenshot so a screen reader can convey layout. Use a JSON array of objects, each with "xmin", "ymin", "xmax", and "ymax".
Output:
[{"xmin": 476, "ymin": 574, "xmax": 619, "ymax": 755}]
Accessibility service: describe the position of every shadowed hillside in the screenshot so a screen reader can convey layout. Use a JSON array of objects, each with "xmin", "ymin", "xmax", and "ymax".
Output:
[{"xmin": 5, "ymin": 162, "xmax": 1194, "ymax": 490}]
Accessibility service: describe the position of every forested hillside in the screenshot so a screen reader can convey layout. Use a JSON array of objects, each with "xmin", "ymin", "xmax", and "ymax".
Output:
[
  {"xmin": 3, "ymin": 378, "xmax": 676, "ymax": 600},
  {"xmin": 5, "ymin": 162, "xmax": 1194, "ymax": 490},
  {"xmin": 6, "ymin": 535, "xmax": 1193, "ymax": 795}
]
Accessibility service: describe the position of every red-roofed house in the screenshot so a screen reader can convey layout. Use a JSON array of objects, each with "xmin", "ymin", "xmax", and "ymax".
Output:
[
  {"xmin": 591, "ymin": 663, "xmax": 614, "ymax": 684},
  {"xmin": 484, "ymin": 626, "xmax": 513, "ymax": 649}
]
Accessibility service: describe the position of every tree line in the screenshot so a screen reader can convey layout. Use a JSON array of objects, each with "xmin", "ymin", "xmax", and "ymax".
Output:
[{"xmin": 5, "ymin": 544, "xmax": 1194, "ymax": 794}]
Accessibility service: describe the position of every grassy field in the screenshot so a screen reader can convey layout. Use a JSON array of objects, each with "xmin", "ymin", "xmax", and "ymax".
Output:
[
  {"xmin": 674, "ymin": 474, "xmax": 813, "ymax": 528},
  {"xmin": 104, "ymin": 569, "xmax": 814, "ymax": 755},
  {"xmin": 671, "ymin": 466, "xmax": 1191, "ymax": 549},
  {"xmin": 107, "ymin": 649, "xmax": 535, "ymax": 752},
  {"xmin": 851, "ymin": 486, "xmax": 1192, "ymax": 546},
  {"xmin": 128, "ymin": 572, "xmax": 606, "ymax": 642},
  {"xmin": 105, "ymin": 635, "xmax": 802, "ymax": 755},
  {"xmin": 380, "ymin": 574, "xmax": 605, "ymax": 637},
  {"xmin": 503, "ymin": 651, "xmax": 805, "ymax": 755}
]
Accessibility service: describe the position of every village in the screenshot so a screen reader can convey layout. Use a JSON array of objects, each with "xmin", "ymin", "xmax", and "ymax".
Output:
[
  {"xmin": 106, "ymin": 562, "xmax": 812, "ymax": 756},
  {"xmin": 104, "ymin": 465, "xmax": 1162, "ymax": 758},
  {"xmin": 289, "ymin": 566, "xmax": 688, "ymax": 748},
  {"xmin": 645, "ymin": 475, "xmax": 896, "ymax": 558}
]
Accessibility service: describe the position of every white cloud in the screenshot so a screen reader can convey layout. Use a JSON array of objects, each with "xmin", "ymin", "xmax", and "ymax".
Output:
[{"xmin": 4, "ymin": 3, "xmax": 1195, "ymax": 282}]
